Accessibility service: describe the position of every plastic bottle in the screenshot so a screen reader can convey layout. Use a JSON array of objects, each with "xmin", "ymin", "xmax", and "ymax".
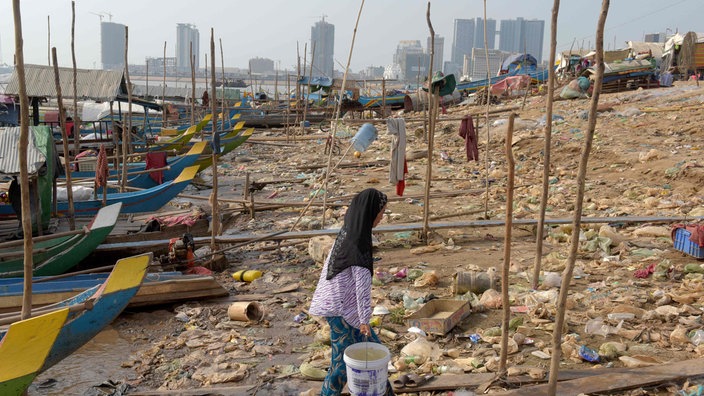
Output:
[
  {"xmin": 293, "ymin": 312, "xmax": 308, "ymax": 323},
  {"xmin": 402, "ymin": 355, "xmax": 426, "ymax": 365},
  {"xmin": 232, "ymin": 270, "xmax": 262, "ymax": 282},
  {"xmin": 437, "ymin": 365, "xmax": 463, "ymax": 374},
  {"xmin": 690, "ymin": 329, "xmax": 704, "ymax": 346},
  {"xmin": 607, "ymin": 312, "xmax": 635, "ymax": 321}
]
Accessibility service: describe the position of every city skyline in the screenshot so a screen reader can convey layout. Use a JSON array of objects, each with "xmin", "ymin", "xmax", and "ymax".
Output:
[{"xmin": 0, "ymin": 0, "xmax": 702, "ymax": 73}]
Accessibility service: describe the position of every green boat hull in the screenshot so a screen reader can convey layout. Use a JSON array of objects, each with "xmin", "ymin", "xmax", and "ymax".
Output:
[{"xmin": 0, "ymin": 373, "xmax": 36, "ymax": 396}]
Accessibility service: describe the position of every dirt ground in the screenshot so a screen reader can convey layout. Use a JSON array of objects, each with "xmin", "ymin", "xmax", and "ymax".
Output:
[{"xmin": 37, "ymin": 81, "xmax": 704, "ymax": 395}]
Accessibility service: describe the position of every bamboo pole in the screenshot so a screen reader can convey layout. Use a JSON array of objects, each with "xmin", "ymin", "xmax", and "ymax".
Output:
[
  {"xmin": 189, "ymin": 43, "xmax": 195, "ymax": 127},
  {"xmin": 422, "ymin": 1, "xmax": 436, "ymax": 242},
  {"xmin": 71, "ymin": 0, "xmax": 80, "ymax": 179},
  {"xmin": 533, "ymin": 0, "xmax": 561, "ymax": 290},
  {"xmin": 121, "ymin": 26, "xmax": 131, "ymax": 191},
  {"xmin": 482, "ymin": 0, "xmax": 492, "ymax": 218},
  {"xmin": 300, "ymin": 42, "xmax": 306, "ymax": 135},
  {"xmin": 547, "ymin": 1, "xmax": 608, "ymax": 394},
  {"xmin": 162, "ymin": 41, "xmax": 167, "ymax": 128},
  {"xmin": 499, "ymin": 113, "xmax": 515, "ymax": 374},
  {"xmin": 210, "ymin": 29, "xmax": 220, "ymax": 250},
  {"xmin": 219, "ymin": 38, "xmax": 226, "ymax": 128},
  {"xmin": 51, "ymin": 48, "xmax": 76, "ymax": 230},
  {"xmin": 320, "ymin": 0, "xmax": 365, "ymax": 228},
  {"xmin": 47, "ymin": 15, "xmax": 50, "ymax": 65},
  {"xmin": 13, "ymin": 0, "xmax": 35, "ymax": 320},
  {"xmin": 286, "ymin": 73, "xmax": 291, "ymax": 141},
  {"xmin": 302, "ymin": 42, "xmax": 315, "ymax": 133}
]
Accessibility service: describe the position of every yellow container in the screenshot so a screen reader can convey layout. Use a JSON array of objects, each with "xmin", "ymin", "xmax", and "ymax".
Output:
[{"xmin": 232, "ymin": 270, "xmax": 262, "ymax": 282}]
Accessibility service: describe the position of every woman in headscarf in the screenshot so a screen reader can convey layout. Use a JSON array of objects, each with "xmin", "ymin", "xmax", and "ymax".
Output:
[{"xmin": 309, "ymin": 188, "xmax": 394, "ymax": 396}]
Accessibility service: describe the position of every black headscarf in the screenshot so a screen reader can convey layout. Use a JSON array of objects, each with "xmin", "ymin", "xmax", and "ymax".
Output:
[{"xmin": 326, "ymin": 188, "xmax": 388, "ymax": 280}]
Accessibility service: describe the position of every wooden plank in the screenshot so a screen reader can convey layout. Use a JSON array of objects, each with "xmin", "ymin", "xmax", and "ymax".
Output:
[
  {"xmin": 128, "ymin": 385, "xmax": 252, "ymax": 396},
  {"xmin": 94, "ymin": 214, "xmax": 704, "ymax": 253},
  {"xmin": 493, "ymin": 357, "xmax": 704, "ymax": 395}
]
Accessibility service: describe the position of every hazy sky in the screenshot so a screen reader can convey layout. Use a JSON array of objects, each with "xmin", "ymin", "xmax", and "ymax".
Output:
[{"xmin": 0, "ymin": 0, "xmax": 702, "ymax": 72}]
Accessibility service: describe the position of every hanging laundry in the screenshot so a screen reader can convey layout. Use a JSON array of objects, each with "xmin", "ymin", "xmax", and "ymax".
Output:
[
  {"xmin": 146, "ymin": 151, "xmax": 168, "ymax": 184},
  {"xmin": 459, "ymin": 115, "xmax": 479, "ymax": 161},
  {"xmin": 387, "ymin": 117, "xmax": 407, "ymax": 196}
]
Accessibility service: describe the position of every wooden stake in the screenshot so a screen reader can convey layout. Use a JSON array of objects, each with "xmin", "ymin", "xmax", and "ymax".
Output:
[
  {"xmin": 302, "ymin": 41, "xmax": 315, "ymax": 133},
  {"xmin": 210, "ymin": 29, "xmax": 220, "ymax": 250},
  {"xmin": 499, "ymin": 113, "xmax": 516, "ymax": 374},
  {"xmin": 189, "ymin": 43, "xmax": 195, "ymax": 127},
  {"xmin": 70, "ymin": 0, "xmax": 80, "ymax": 181},
  {"xmin": 120, "ymin": 26, "xmax": 130, "ymax": 191},
  {"xmin": 219, "ymin": 38, "xmax": 226, "ymax": 128},
  {"xmin": 13, "ymin": 0, "xmax": 35, "ymax": 320},
  {"xmin": 162, "ymin": 41, "xmax": 167, "ymax": 128},
  {"xmin": 547, "ymin": 2, "xmax": 608, "ymax": 394},
  {"xmin": 422, "ymin": 2, "xmax": 436, "ymax": 242},
  {"xmin": 51, "ymin": 47, "xmax": 76, "ymax": 230},
  {"xmin": 533, "ymin": 0, "xmax": 561, "ymax": 290},
  {"xmin": 321, "ymin": 0, "xmax": 366, "ymax": 228},
  {"xmin": 482, "ymin": 0, "xmax": 492, "ymax": 219}
]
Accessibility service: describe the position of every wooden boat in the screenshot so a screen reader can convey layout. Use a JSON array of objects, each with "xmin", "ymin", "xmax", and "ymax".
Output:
[
  {"xmin": 235, "ymin": 108, "xmax": 329, "ymax": 128},
  {"xmin": 121, "ymin": 141, "xmax": 207, "ymax": 189},
  {"xmin": 0, "ymin": 202, "xmax": 122, "ymax": 278},
  {"xmin": 63, "ymin": 165, "xmax": 199, "ymax": 217},
  {"xmin": 138, "ymin": 114, "xmax": 212, "ymax": 152},
  {"xmin": 0, "ymin": 308, "xmax": 68, "ymax": 395},
  {"xmin": 193, "ymin": 127, "xmax": 253, "ymax": 172},
  {"xmin": 0, "ymin": 165, "xmax": 199, "ymax": 219},
  {"xmin": 37, "ymin": 253, "xmax": 150, "ymax": 371},
  {"xmin": 68, "ymin": 140, "xmax": 208, "ymax": 181},
  {"xmin": 0, "ymin": 269, "xmax": 227, "ymax": 313}
]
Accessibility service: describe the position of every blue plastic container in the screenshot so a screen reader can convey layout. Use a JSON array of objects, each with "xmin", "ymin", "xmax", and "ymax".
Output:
[
  {"xmin": 351, "ymin": 123, "xmax": 378, "ymax": 152},
  {"xmin": 673, "ymin": 228, "xmax": 704, "ymax": 259}
]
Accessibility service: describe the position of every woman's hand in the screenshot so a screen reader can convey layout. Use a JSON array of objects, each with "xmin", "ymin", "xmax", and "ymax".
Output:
[{"xmin": 359, "ymin": 323, "xmax": 371, "ymax": 338}]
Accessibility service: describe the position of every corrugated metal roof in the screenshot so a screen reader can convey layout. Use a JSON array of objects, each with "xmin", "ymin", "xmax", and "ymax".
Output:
[
  {"xmin": 132, "ymin": 84, "xmax": 191, "ymax": 98},
  {"xmin": 0, "ymin": 126, "xmax": 47, "ymax": 175},
  {"xmin": 4, "ymin": 64, "xmax": 124, "ymax": 101}
]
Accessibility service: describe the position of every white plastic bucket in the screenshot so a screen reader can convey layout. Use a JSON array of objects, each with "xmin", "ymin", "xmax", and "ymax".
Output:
[
  {"xmin": 351, "ymin": 123, "xmax": 378, "ymax": 152},
  {"xmin": 343, "ymin": 342, "xmax": 390, "ymax": 396}
]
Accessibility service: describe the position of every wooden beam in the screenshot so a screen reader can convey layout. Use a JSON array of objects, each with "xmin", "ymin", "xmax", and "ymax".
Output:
[
  {"xmin": 494, "ymin": 357, "xmax": 704, "ymax": 395},
  {"xmin": 94, "ymin": 214, "xmax": 702, "ymax": 253}
]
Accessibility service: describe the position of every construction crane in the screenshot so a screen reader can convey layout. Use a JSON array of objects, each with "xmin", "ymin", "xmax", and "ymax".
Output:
[{"xmin": 89, "ymin": 11, "xmax": 113, "ymax": 22}]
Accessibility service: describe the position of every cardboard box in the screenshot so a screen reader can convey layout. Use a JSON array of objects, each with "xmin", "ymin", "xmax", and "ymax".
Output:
[{"xmin": 405, "ymin": 299, "xmax": 471, "ymax": 335}]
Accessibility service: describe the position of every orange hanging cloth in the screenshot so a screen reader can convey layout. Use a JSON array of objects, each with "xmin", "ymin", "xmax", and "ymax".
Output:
[{"xmin": 95, "ymin": 144, "xmax": 108, "ymax": 188}]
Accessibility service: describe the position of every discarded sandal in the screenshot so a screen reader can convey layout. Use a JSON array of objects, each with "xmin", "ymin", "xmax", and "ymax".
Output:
[
  {"xmin": 392, "ymin": 374, "xmax": 409, "ymax": 388},
  {"xmin": 406, "ymin": 373, "xmax": 434, "ymax": 388}
]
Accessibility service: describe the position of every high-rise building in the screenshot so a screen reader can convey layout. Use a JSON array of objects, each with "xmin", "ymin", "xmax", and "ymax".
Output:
[
  {"xmin": 100, "ymin": 21, "xmax": 126, "ymax": 70},
  {"xmin": 311, "ymin": 18, "xmax": 334, "ymax": 78},
  {"xmin": 450, "ymin": 18, "xmax": 496, "ymax": 78},
  {"xmin": 452, "ymin": 19, "xmax": 475, "ymax": 66},
  {"xmin": 427, "ymin": 35, "xmax": 444, "ymax": 73},
  {"xmin": 644, "ymin": 32, "xmax": 666, "ymax": 43},
  {"xmin": 498, "ymin": 18, "xmax": 545, "ymax": 63},
  {"xmin": 474, "ymin": 18, "xmax": 497, "ymax": 49},
  {"xmin": 470, "ymin": 48, "xmax": 509, "ymax": 81},
  {"xmin": 249, "ymin": 57, "xmax": 275, "ymax": 75},
  {"xmin": 393, "ymin": 40, "xmax": 424, "ymax": 82},
  {"xmin": 403, "ymin": 52, "xmax": 430, "ymax": 84},
  {"xmin": 176, "ymin": 23, "xmax": 200, "ymax": 74}
]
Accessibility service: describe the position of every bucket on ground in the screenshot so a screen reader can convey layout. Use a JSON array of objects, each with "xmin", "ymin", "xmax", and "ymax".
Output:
[
  {"xmin": 228, "ymin": 301, "xmax": 263, "ymax": 322},
  {"xmin": 452, "ymin": 271, "xmax": 497, "ymax": 295},
  {"xmin": 351, "ymin": 123, "xmax": 378, "ymax": 153},
  {"xmin": 343, "ymin": 342, "xmax": 390, "ymax": 396}
]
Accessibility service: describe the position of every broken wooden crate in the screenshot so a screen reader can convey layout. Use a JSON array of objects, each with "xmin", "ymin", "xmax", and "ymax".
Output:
[{"xmin": 405, "ymin": 299, "xmax": 471, "ymax": 335}]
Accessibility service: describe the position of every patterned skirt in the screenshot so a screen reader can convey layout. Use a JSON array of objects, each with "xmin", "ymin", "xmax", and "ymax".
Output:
[{"xmin": 320, "ymin": 316, "xmax": 394, "ymax": 396}]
